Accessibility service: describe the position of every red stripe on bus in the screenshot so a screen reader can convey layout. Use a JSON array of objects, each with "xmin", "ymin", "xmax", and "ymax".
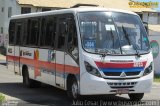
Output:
[
  {"xmin": 95, "ymin": 61, "xmax": 147, "ymax": 68},
  {"xmin": 7, "ymin": 55, "xmax": 80, "ymax": 74}
]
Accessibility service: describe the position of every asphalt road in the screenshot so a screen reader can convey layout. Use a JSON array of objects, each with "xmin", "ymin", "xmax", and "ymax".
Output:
[{"xmin": 0, "ymin": 64, "xmax": 160, "ymax": 106}]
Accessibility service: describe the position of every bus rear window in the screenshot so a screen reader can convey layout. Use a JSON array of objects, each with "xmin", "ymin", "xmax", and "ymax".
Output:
[{"xmin": 9, "ymin": 20, "xmax": 16, "ymax": 45}]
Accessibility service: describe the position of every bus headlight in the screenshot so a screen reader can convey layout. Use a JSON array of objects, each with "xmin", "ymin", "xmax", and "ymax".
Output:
[
  {"xmin": 84, "ymin": 61, "xmax": 102, "ymax": 77},
  {"xmin": 143, "ymin": 63, "xmax": 153, "ymax": 76}
]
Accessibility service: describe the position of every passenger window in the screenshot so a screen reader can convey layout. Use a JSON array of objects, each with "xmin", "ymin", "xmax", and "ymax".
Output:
[
  {"xmin": 26, "ymin": 19, "xmax": 31, "ymax": 45},
  {"xmin": 22, "ymin": 19, "xmax": 28, "ymax": 46},
  {"xmin": 67, "ymin": 18, "xmax": 79, "ymax": 60},
  {"xmin": 9, "ymin": 21, "xmax": 16, "ymax": 45},
  {"xmin": 57, "ymin": 18, "xmax": 67, "ymax": 50},
  {"xmin": 40, "ymin": 18, "xmax": 46, "ymax": 46},
  {"xmin": 30, "ymin": 19, "xmax": 39, "ymax": 46},
  {"xmin": 44, "ymin": 17, "xmax": 56, "ymax": 47},
  {"xmin": 15, "ymin": 22, "xmax": 22, "ymax": 45},
  {"xmin": 52, "ymin": 18, "xmax": 57, "ymax": 47}
]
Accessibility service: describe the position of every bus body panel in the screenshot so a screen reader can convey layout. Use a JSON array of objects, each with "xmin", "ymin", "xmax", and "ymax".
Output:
[
  {"xmin": 7, "ymin": 10, "xmax": 80, "ymax": 90},
  {"xmin": 7, "ymin": 45, "xmax": 21, "ymax": 75},
  {"xmin": 7, "ymin": 45, "xmax": 80, "ymax": 90},
  {"xmin": 80, "ymin": 71, "xmax": 153, "ymax": 95},
  {"xmin": 79, "ymin": 51, "xmax": 153, "ymax": 95},
  {"xmin": 14, "ymin": 46, "xmax": 21, "ymax": 75},
  {"xmin": 55, "ymin": 50, "xmax": 65, "ymax": 88},
  {"xmin": 7, "ymin": 46, "xmax": 15, "ymax": 73}
]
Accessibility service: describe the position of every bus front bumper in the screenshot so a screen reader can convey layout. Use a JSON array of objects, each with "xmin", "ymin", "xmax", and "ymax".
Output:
[{"xmin": 80, "ymin": 72, "xmax": 153, "ymax": 95}]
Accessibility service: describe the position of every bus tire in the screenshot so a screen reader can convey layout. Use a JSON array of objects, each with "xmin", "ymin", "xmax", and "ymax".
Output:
[
  {"xmin": 23, "ymin": 69, "xmax": 41, "ymax": 88},
  {"xmin": 67, "ymin": 77, "xmax": 80, "ymax": 100},
  {"xmin": 128, "ymin": 93, "xmax": 144, "ymax": 101}
]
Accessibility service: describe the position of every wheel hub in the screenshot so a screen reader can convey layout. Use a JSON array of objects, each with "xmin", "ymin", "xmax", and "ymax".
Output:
[{"xmin": 72, "ymin": 82, "xmax": 78, "ymax": 98}]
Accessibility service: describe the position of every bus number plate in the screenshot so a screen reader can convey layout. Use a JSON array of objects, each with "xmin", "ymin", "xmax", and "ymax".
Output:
[{"xmin": 116, "ymin": 89, "xmax": 129, "ymax": 94}]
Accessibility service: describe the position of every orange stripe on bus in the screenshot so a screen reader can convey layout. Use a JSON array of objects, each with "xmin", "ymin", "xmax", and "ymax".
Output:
[{"xmin": 7, "ymin": 55, "xmax": 80, "ymax": 74}]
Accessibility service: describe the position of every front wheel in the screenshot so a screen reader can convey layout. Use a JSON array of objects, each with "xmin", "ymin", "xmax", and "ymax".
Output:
[
  {"xmin": 128, "ymin": 93, "xmax": 144, "ymax": 101},
  {"xmin": 67, "ymin": 78, "xmax": 80, "ymax": 100}
]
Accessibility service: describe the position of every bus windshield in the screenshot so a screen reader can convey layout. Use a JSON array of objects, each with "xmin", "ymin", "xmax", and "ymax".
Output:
[{"xmin": 78, "ymin": 12, "xmax": 150, "ymax": 55}]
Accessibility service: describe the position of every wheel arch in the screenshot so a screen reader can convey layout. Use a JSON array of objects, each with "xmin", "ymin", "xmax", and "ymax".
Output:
[{"xmin": 66, "ymin": 74, "xmax": 79, "ymax": 90}]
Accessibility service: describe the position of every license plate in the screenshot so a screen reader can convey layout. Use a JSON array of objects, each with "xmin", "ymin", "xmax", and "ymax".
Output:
[{"xmin": 116, "ymin": 89, "xmax": 129, "ymax": 94}]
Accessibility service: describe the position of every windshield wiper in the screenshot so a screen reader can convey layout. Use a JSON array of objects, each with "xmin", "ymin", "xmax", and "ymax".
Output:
[
  {"xmin": 122, "ymin": 26, "xmax": 131, "ymax": 45},
  {"xmin": 121, "ymin": 26, "xmax": 141, "ymax": 57},
  {"xmin": 98, "ymin": 49, "xmax": 109, "ymax": 57}
]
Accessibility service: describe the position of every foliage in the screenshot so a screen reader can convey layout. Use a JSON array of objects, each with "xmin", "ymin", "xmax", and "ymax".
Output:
[
  {"xmin": 0, "ymin": 93, "xmax": 6, "ymax": 103},
  {"xmin": 154, "ymin": 75, "xmax": 160, "ymax": 82}
]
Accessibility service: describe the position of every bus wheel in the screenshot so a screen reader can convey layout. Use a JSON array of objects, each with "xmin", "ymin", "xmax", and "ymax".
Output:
[
  {"xmin": 67, "ymin": 78, "xmax": 80, "ymax": 100},
  {"xmin": 23, "ymin": 69, "xmax": 31, "ymax": 87},
  {"xmin": 128, "ymin": 93, "xmax": 144, "ymax": 101},
  {"xmin": 23, "ymin": 69, "xmax": 41, "ymax": 88}
]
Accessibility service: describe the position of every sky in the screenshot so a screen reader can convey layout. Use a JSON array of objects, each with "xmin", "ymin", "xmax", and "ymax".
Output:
[{"xmin": 134, "ymin": 0, "xmax": 160, "ymax": 11}]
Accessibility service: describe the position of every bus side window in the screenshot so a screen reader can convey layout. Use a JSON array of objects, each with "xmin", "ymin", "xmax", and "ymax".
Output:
[
  {"xmin": 67, "ymin": 18, "xmax": 79, "ymax": 60},
  {"xmin": 40, "ymin": 18, "xmax": 46, "ymax": 46},
  {"xmin": 15, "ymin": 22, "xmax": 22, "ymax": 45},
  {"xmin": 44, "ymin": 16, "xmax": 56, "ymax": 47},
  {"xmin": 9, "ymin": 20, "xmax": 16, "ymax": 45},
  {"xmin": 52, "ymin": 17, "xmax": 57, "ymax": 48},
  {"xmin": 57, "ymin": 18, "xmax": 67, "ymax": 50},
  {"xmin": 26, "ymin": 19, "xmax": 30, "ymax": 45},
  {"xmin": 30, "ymin": 19, "xmax": 39, "ymax": 46},
  {"xmin": 23, "ymin": 19, "xmax": 28, "ymax": 46}
]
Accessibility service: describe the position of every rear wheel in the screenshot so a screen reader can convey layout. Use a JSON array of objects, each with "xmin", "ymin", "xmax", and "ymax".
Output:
[
  {"xmin": 128, "ymin": 93, "xmax": 144, "ymax": 101},
  {"xmin": 23, "ymin": 69, "xmax": 41, "ymax": 88}
]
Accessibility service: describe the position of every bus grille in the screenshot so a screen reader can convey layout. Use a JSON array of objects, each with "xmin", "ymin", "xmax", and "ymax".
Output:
[
  {"xmin": 103, "ymin": 71, "xmax": 140, "ymax": 76},
  {"xmin": 107, "ymin": 82, "xmax": 137, "ymax": 89}
]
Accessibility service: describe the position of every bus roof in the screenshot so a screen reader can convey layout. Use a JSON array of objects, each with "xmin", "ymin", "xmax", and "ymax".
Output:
[{"xmin": 11, "ymin": 7, "xmax": 138, "ymax": 19}]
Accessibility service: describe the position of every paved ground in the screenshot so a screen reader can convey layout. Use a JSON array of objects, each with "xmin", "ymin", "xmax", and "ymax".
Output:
[{"xmin": 0, "ymin": 64, "xmax": 160, "ymax": 106}]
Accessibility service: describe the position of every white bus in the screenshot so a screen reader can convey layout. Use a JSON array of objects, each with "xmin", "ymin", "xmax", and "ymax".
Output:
[{"xmin": 7, "ymin": 7, "xmax": 153, "ymax": 100}]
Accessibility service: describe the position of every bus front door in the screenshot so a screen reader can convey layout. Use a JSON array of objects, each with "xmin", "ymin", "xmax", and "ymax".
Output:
[{"xmin": 55, "ymin": 17, "xmax": 67, "ymax": 88}]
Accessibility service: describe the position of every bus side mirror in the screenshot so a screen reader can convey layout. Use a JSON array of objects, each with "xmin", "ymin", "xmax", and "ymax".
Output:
[{"xmin": 143, "ymin": 22, "xmax": 149, "ymax": 34}]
